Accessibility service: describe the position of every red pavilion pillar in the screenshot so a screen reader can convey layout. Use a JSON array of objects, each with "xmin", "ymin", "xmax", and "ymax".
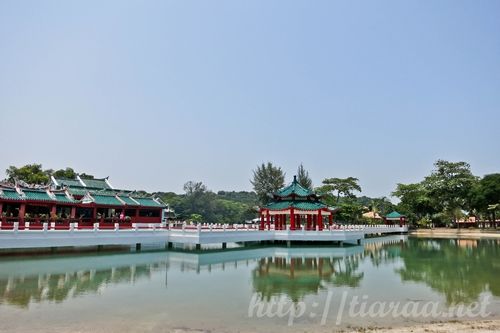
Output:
[
  {"xmin": 296, "ymin": 214, "xmax": 301, "ymax": 229},
  {"xmin": 266, "ymin": 210, "xmax": 271, "ymax": 230},
  {"xmin": 290, "ymin": 208, "xmax": 296, "ymax": 230},
  {"xmin": 307, "ymin": 214, "xmax": 312, "ymax": 230},
  {"xmin": 318, "ymin": 210, "xmax": 323, "ymax": 231},
  {"xmin": 19, "ymin": 203, "xmax": 26, "ymax": 224},
  {"xmin": 260, "ymin": 211, "xmax": 265, "ymax": 230},
  {"xmin": 329, "ymin": 213, "xmax": 333, "ymax": 226}
]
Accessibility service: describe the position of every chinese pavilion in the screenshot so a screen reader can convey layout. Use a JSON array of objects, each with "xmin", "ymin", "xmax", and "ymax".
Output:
[
  {"xmin": 383, "ymin": 211, "xmax": 406, "ymax": 226},
  {"xmin": 259, "ymin": 176, "xmax": 338, "ymax": 231},
  {"xmin": 0, "ymin": 175, "xmax": 168, "ymax": 227}
]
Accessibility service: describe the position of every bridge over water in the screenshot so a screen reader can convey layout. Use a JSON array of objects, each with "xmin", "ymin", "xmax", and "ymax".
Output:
[{"xmin": 0, "ymin": 223, "xmax": 407, "ymax": 250}]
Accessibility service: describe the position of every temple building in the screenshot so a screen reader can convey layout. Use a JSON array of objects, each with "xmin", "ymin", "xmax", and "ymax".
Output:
[
  {"xmin": 0, "ymin": 175, "xmax": 168, "ymax": 227},
  {"xmin": 259, "ymin": 176, "xmax": 338, "ymax": 231}
]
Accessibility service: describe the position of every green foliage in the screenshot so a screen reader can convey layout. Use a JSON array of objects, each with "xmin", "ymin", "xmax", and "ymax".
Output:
[
  {"xmin": 6, "ymin": 164, "xmax": 50, "ymax": 184},
  {"xmin": 5, "ymin": 164, "xmax": 95, "ymax": 185},
  {"xmin": 296, "ymin": 163, "xmax": 312, "ymax": 190},
  {"xmin": 156, "ymin": 183, "xmax": 258, "ymax": 224},
  {"xmin": 470, "ymin": 173, "xmax": 500, "ymax": 221},
  {"xmin": 392, "ymin": 160, "xmax": 498, "ymax": 227},
  {"xmin": 78, "ymin": 173, "xmax": 95, "ymax": 179},
  {"xmin": 423, "ymin": 160, "xmax": 478, "ymax": 221},
  {"xmin": 336, "ymin": 198, "xmax": 364, "ymax": 223},
  {"xmin": 189, "ymin": 214, "xmax": 203, "ymax": 223},
  {"xmin": 251, "ymin": 162, "xmax": 285, "ymax": 205},
  {"xmin": 317, "ymin": 177, "xmax": 361, "ymax": 204},
  {"xmin": 358, "ymin": 196, "xmax": 395, "ymax": 216},
  {"xmin": 52, "ymin": 167, "xmax": 77, "ymax": 179}
]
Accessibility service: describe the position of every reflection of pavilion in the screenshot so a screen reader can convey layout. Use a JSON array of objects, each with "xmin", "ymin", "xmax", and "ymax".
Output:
[{"xmin": 252, "ymin": 253, "xmax": 364, "ymax": 302}]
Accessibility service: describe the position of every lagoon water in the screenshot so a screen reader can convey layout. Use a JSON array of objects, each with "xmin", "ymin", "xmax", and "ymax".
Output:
[{"xmin": 0, "ymin": 236, "xmax": 499, "ymax": 333}]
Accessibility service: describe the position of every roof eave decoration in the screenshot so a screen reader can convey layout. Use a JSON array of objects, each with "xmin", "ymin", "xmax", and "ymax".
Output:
[{"xmin": 81, "ymin": 192, "xmax": 94, "ymax": 204}]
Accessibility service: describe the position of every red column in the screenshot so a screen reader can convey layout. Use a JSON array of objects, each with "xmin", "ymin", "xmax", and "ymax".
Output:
[
  {"xmin": 329, "ymin": 213, "xmax": 333, "ymax": 226},
  {"xmin": 296, "ymin": 215, "xmax": 301, "ymax": 229},
  {"xmin": 19, "ymin": 204, "xmax": 26, "ymax": 223},
  {"xmin": 318, "ymin": 210, "xmax": 323, "ymax": 230},
  {"xmin": 266, "ymin": 210, "xmax": 271, "ymax": 230},
  {"xmin": 260, "ymin": 211, "xmax": 265, "ymax": 230},
  {"xmin": 290, "ymin": 208, "xmax": 296, "ymax": 230},
  {"xmin": 0, "ymin": 202, "xmax": 3, "ymax": 217},
  {"xmin": 51, "ymin": 205, "xmax": 57, "ymax": 221},
  {"xmin": 312, "ymin": 214, "xmax": 317, "ymax": 229},
  {"xmin": 307, "ymin": 214, "xmax": 312, "ymax": 230},
  {"xmin": 70, "ymin": 206, "xmax": 76, "ymax": 219},
  {"xmin": 399, "ymin": 217, "xmax": 403, "ymax": 227},
  {"xmin": 276, "ymin": 214, "xmax": 280, "ymax": 230}
]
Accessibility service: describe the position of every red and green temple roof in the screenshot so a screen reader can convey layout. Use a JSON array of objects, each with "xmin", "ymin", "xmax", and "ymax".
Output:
[
  {"xmin": 265, "ymin": 200, "xmax": 328, "ymax": 211},
  {"xmin": 263, "ymin": 176, "xmax": 336, "ymax": 213},
  {"xmin": 274, "ymin": 176, "xmax": 316, "ymax": 199},
  {"xmin": 0, "ymin": 189, "xmax": 23, "ymax": 201},
  {"xmin": 22, "ymin": 189, "xmax": 53, "ymax": 202},
  {"xmin": 385, "ymin": 211, "xmax": 405, "ymax": 219}
]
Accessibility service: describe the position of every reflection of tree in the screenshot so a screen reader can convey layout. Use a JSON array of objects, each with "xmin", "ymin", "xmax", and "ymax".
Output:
[
  {"xmin": 363, "ymin": 239, "xmax": 404, "ymax": 267},
  {"xmin": 252, "ymin": 255, "xmax": 364, "ymax": 303},
  {"xmin": 329, "ymin": 255, "xmax": 364, "ymax": 288},
  {"xmin": 0, "ymin": 263, "xmax": 161, "ymax": 308},
  {"xmin": 395, "ymin": 238, "xmax": 500, "ymax": 305}
]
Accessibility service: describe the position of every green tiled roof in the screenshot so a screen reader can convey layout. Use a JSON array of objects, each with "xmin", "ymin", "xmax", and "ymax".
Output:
[
  {"xmin": 119, "ymin": 196, "xmax": 140, "ymax": 206},
  {"xmin": 92, "ymin": 194, "xmax": 123, "ymax": 206},
  {"xmin": 54, "ymin": 193, "xmax": 75, "ymax": 204},
  {"xmin": 55, "ymin": 178, "xmax": 83, "ymax": 187},
  {"xmin": 22, "ymin": 190, "xmax": 54, "ymax": 202},
  {"xmin": 0, "ymin": 189, "xmax": 24, "ymax": 201},
  {"xmin": 275, "ymin": 177, "xmax": 315, "ymax": 198},
  {"xmin": 386, "ymin": 211, "xmax": 404, "ymax": 219},
  {"xmin": 133, "ymin": 197, "xmax": 164, "ymax": 208},
  {"xmin": 81, "ymin": 178, "xmax": 111, "ymax": 190},
  {"xmin": 68, "ymin": 188, "xmax": 88, "ymax": 196},
  {"xmin": 265, "ymin": 200, "xmax": 327, "ymax": 211},
  {"xmin": 91, "ymin": 190, "xmax": 118, "ymax": 196}
]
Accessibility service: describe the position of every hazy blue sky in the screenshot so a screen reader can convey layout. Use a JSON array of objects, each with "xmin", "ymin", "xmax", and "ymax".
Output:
[{"xmin": 1, "ymin": 0, "xmax": 499, "ymax": 198}]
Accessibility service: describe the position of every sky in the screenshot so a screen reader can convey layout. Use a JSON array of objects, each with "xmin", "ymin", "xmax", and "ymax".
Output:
[{"xmin": 0, "ymin": 0, "xmax": 499, "ymax": 198}]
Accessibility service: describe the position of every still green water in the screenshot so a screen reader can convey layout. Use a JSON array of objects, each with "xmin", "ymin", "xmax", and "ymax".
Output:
[{"xmin": 0, "ymin": 236, "xmax": 499, "ymax": 333}]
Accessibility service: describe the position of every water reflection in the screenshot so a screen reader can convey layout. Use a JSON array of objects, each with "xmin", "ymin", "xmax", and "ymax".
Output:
[
  {"xmin": 0, "ymin": 236, "xmax": 499, "ymax": 310},
  {"xmin": 395, "ymin": 238, "xmax": 500, "ymax": 305},
  {"xmin": 0, "ymin": 255, "xmax": 165, "ymax": 308}
]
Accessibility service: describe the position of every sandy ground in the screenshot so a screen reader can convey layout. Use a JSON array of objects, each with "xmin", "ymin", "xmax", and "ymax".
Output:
[
  {"xmin": 410, "ymin": 228, "xmax": 500, "ymax": 239},
  {"xmin": 343, "ymin": 319, "xmax": 500, "ymax": 332}
]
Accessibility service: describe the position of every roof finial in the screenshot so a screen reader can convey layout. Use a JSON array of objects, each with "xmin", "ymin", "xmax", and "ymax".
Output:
[{"xmin": 293, "ymin": 175, "xmax": 297, "ymax": 183}]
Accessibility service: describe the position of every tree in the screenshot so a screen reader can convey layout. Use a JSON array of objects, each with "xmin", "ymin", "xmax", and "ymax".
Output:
[
  {"xmin": 318, "ymin": 177, "xmax": 362, "ymax": 204},
  {"xmin": 78, "ymin": 173, "xmax": 95, "ymax": 179},
  {"xmin": 470, "ymin": 173, "xmax": 500, "ymax": 226},
  {"xmin": 5, "ymin": 164, "xmax": 50, "ymax": 184},
  {"xmin": 52, "ymin": 167, "xmax": 77, "ymax": 179},
  {"xmin": 392, "ymin": 183, "xmax": 436, "ymax": 224},
  {"xmin": 251, "ymin": 162, "xmax": 285, "ymax": 205},
  {"xmin": 297, "ymin": 163, "xmax": 312, "ymax": 190},
  {"xmin": 423, "ymin": 160, "xmax": 478, "ymax": 224}
]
